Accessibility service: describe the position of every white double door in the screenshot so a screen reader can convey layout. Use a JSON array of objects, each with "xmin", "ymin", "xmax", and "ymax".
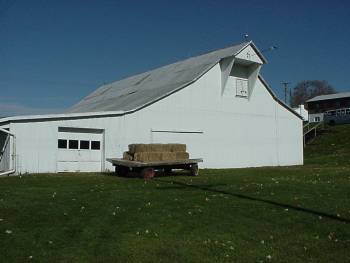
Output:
[{"xmin": 57, "ymin": 129, "xmax": 103, "ymax": 172}]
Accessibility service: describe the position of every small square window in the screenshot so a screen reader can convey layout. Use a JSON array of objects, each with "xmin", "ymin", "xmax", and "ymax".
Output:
[
  {"xmin": 69, "ymin": 140, "xmax": 79, "ymax": 149},
  {"xmin": 58, "ymin": 139, "xmax": 67, "ymax": 149},
  {"xmin": 80, "ymin": 140, "xmax": 90, "ymax": 150},
  {"xmin": 236, "ymin": 78, "xmax": 248, "ymax": 97},
  {"xmin": 91, "ymin": 141, "xmax": 100, "ymax": 150}
]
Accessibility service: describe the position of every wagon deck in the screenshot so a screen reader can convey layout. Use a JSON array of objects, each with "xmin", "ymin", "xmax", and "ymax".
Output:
[{"xmin": 107, "ymin": 158, "xmax": 203, "ymax": 178}]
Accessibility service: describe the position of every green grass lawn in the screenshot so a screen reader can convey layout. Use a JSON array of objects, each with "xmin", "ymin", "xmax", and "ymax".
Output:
[{"xmin": 0, "ymin": 125, "xmax": 350, "ymax": 262}]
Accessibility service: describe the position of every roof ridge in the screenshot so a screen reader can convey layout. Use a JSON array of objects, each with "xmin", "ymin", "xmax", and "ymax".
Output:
[{"xmin": 99, "ymin": 41, "xmax": 250, "ymax": 87}]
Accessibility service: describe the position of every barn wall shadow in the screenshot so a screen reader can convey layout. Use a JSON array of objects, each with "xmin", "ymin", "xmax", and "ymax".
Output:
[{"xmin": 155, "ymin": 179, "xmax": 350, "ymax": 224}]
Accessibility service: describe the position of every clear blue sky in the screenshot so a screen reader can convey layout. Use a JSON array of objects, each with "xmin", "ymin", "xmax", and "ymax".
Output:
[{"xmin": 0, "ymin": 0, "xmax": 349, "ymax": 116}]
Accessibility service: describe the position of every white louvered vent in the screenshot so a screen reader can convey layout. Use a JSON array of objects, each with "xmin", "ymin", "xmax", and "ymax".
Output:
[{"xmin": 236, "ymin": 78, "xmax": 248, "ymax": 97}]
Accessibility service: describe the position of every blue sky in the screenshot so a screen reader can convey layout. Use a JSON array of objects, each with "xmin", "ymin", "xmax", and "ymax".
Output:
[{"xmin": 0, "ymin": 0, "xmax": 349, "ymax": 116}]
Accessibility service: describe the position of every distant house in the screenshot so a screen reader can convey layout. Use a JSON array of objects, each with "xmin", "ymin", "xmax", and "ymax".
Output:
[
  {"xmin": 293, "ymin": 105, "xmax": 308, "ymax": 121},
  {"xmin": 0, "ymin": 41, "xmax": 303, "ymax": 175},
  {"xmin": 306, "ymin": 92, "xmax": 350, "ymax": 123}
]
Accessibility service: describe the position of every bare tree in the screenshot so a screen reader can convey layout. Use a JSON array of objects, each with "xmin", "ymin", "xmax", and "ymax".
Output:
[{"xmin": 291, "ymin": 80, "xmax": 336, "ymax": 107}]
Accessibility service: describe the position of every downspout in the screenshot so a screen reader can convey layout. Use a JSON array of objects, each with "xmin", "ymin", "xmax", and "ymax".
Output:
[{"xmin": 0, "ymin": 128, "xmax": 16, "ymax": 176}]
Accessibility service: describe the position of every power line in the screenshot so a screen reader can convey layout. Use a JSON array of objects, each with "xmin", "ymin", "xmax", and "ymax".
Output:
[{"xmin": 261, "ymin": 46, "xmax": 278, "ymax": 53}]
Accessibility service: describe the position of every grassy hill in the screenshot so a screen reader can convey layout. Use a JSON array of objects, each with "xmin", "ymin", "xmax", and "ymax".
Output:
[
  {"xmin": 0, "ymin": 125, "xmax": 349, "ymax": 262},
  {"xmin": 305, "ymin": 124, "xmax": 350, "ymax": 166}
]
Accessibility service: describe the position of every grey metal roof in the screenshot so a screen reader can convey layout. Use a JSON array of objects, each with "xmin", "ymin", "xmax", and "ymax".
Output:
[
  {"xmin": 306, "ymin": 92, "xmax": 350, "ymax": 102},
  {"xmin": 0, "ymin": 40, "xmax": 303, "ymax": 124},
  {"xmin": 68, "ymin": 41, "xmax": 257, "ymax": 113}
]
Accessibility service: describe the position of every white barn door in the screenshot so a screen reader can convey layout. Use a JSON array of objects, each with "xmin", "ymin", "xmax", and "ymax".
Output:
[
  {"xmin": 0, "ymin": 131, "xmax": 11, "ymax": 172},
  {"xmin": 57, "ymin": 128, "xmax": 104, "ymax": 172}
]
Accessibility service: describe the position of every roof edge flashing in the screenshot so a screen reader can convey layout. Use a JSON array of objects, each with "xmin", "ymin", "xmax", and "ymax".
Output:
[
  {"xmin": 258, "ymin": 75, "xmax": 303, "ymax": 120},
  {"xmin": 0, "ymin": 110, "xmax": 126, "ymax": 124}
]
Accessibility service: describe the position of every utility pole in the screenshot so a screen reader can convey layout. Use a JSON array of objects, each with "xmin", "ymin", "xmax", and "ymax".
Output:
[{"xmin": 281, "ymin": 82, "xmax": 290, "ymax": 104}]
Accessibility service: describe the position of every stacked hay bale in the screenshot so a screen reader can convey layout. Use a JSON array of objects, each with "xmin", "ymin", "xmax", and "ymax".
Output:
[{"xmin": 122, "ymin": 144, "xmax": 189, "ymax": 162}]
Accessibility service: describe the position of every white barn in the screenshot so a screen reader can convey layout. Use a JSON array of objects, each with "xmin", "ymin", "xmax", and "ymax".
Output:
[{"xmin": 0, "ymin": 41, "xmax": 303, "ymax": 175}]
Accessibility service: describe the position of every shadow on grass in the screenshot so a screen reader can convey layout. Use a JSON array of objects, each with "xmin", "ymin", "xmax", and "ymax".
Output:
[{"xmin": 155, "ymin": 178, "xmax": 350, "ymax": 224}]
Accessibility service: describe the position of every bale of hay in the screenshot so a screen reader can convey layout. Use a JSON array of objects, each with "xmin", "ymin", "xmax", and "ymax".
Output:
[
  {"xmin": 149, "ymin": 144, "xmax": 166, "ymax": 152},
  {"xmin": 129, "ymin": 144, "xmax": 159, "ymax": 153},
  {"xmin": 128, "ymin": 144, "xmax": 146, "ymax": 154},
  {"xmin": 149, "ymin": 144, "xmax": 186, "ymax": 152},
  {"xmin": 175, "ymin": 152, "xmax": 189, "ymax": 160},
  {"xmin": 134, "ymin": 152, "xmax": 168, "ymax": 162},
  {"xmin": 133, "ymin": 151, "xmax": 190, "ymax": 162},
  {"xmin": 160, "ymin": 152, "xmax": 177, "ymax": 161},
  {"xmin": 128, "ymin": 144, "xmax": 160, "ymax": 153},
  {"xmin": 123, "ymin": 151, "xmax": 134, "ymax": 161},
  {"xmin": 169, "ymin": 144, "xmax": 186, "ymax": 152},
  {"xmin": 128, "ymin": 143, "xmax": 186, "ymax": 154}
]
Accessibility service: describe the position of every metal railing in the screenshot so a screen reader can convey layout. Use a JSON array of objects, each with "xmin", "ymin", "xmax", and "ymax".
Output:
[{"xmin": 303, "ymin": 122, "xmax": 324, "ymax": 147}]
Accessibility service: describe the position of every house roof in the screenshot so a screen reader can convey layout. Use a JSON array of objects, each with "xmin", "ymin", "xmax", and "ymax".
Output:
[
  {"xmin": 306, "ymin": 91, "xmax": 350, "ymax": 102},
  {"xmin": 68, "ymin": 41, "xmax": 265, "ymax": 113}
]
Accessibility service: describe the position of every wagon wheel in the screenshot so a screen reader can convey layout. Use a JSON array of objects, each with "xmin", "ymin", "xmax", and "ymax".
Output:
[
  {"xmin": 141, "ymin": 167, "xmax": 155, "ymax": 179},
  {"xmin": 190, "ymin": 164, "xmax": 199, "ymax": 176},
  {"xmin": 115, "ymin": 165, "xmax": 130, "ymax": 177}
]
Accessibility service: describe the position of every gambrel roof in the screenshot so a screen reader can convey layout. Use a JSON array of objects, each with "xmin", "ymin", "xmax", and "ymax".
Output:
[
  {"xmin": 0, "ymin": 41, "xmax": 302, "ymax": 124},
  {"xmin": 68, "ymin": 41, "xmax": 266, "ymax": 113}
]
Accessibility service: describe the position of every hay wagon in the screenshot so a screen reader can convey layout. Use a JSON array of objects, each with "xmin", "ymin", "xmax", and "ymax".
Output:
[
  {"xmin": 107, "ymin": 158, "xmax": 203, "ymax": 178},
  {"xmin": 108, "ymin": 143, "xmax": 202, "ymax": 178}
]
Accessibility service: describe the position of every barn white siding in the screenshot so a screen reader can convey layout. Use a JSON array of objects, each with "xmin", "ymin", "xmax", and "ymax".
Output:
[
  {"xmin": 122, "ymin": 64, "xmax": 302, "ymax": 168},
  {"xmin": 10, "ymin": 117, "xmax": 122, "ymax": 173},
  {"xmin": 8, "ymin": 62, "xmax": 302, "ymax": 174}
]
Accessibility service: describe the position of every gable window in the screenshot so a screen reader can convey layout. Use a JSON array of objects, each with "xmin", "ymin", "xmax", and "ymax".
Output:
[{"xmin": 236, "ymin": 78, "xmax": 248, "ymax": 97}]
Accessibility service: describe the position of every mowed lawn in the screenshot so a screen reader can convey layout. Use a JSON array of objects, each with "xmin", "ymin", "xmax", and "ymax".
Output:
[{"xmin": 0, "ymin": 125, "xmax": 350, "ymax": 262}]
